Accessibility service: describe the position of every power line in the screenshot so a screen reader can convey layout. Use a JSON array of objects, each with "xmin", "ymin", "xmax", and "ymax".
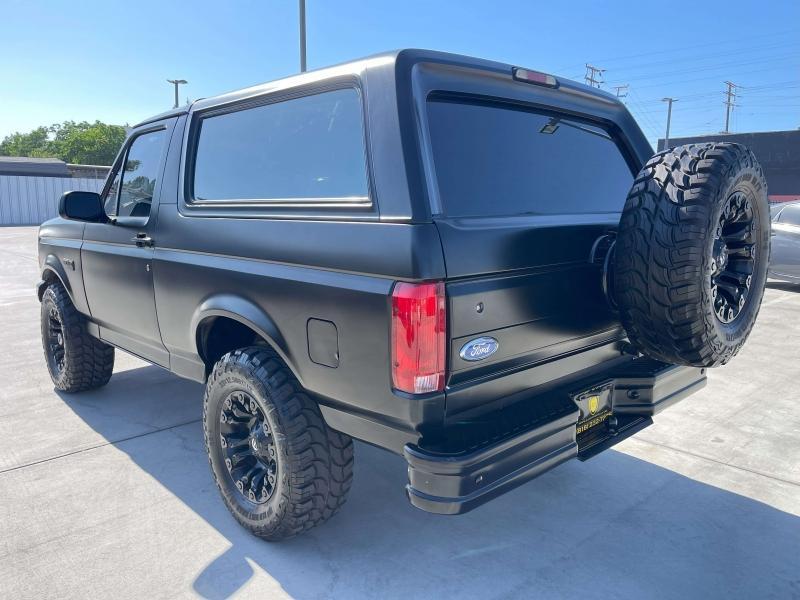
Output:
[
  {"xmin": 603, "ymin": 51, "xmax": 799, "ymax": 86},
  {"xmin": 626, "ymin": 88, "xmax": 665, "ymax": 141},
  {"xmin": 594, "ymin": 39, "xmax": 799, "ymax": 78},
  {"xmin": 632, "ymin": 82, "xmax": 800, "ymax": 106},
  {"xmin": 612, "ymin": 84, "xmax": 629, "ymax": 99},
  {"xmin": 584, "ymin": 64, "xmax": 605, "ymax": 88},
  {"xmin": 551, "ymin": 28, "xmax": 799, "ymax": 72},
  {"xmin": 611, "ymin": 67, "xmax": 799, "ymax": 92}
]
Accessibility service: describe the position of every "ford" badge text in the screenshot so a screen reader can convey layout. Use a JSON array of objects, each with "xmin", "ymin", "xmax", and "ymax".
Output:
[{"xmin": 459, "ymin": 337, "xmax": 499, "ymax": 362}]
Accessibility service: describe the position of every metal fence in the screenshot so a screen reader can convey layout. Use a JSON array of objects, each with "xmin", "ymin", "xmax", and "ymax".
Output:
[{"xmin": 0, "ymin": 175, "xmax": 105, "ymax": 225}]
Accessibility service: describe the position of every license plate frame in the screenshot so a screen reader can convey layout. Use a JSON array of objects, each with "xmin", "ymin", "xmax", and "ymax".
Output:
[{"xmin": 572, "ymin": 380, "xmax": 614, "ymax": 443}]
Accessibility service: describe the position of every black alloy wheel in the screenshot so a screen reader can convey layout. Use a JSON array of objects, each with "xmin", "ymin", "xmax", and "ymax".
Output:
[
  {"xmin": 710, "ymin": 191, "xmax": 757, "ymax": 324},
  {"xmin": 219, "ymin": 391, "xmax": 278, "ymax": 504},
  {"xmin": 45, "ymin": 304, "xmax": 66, "ymax": 377}
]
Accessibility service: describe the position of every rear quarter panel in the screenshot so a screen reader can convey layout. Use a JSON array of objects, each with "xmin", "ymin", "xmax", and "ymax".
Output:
[{"xmin": 152, "ymin": 203, "xmax": 447, "ymax": 437}]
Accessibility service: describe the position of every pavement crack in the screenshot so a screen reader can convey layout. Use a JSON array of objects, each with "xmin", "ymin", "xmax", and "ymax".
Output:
[
  {"xmin": 0, "ymin": 418, "xmax": 201, "ymax": 475},
  {"xmin": 631, "ymin": 437, "xmax": 800, "ymax": 488}
]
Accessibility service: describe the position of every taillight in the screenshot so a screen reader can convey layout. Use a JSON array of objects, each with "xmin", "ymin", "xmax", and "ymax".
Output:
[{"xmin": 391, "ymin": 281, "xmax": 446, "ymax": 394}]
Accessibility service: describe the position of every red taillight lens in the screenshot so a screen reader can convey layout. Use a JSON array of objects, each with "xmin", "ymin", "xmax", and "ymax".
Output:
[{"xmin": 391, "ymin": 281, "xmax": 446, "ymax": 394}]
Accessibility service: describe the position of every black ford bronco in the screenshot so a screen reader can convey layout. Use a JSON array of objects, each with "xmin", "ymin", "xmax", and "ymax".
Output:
[{"xmin": 37, "ymin": 50, "xmax": 770, "ymax": 541}]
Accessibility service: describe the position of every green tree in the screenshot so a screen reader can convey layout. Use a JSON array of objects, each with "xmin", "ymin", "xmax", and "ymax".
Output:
[
  {"xmin": 0, "ymin": 121, "xmax": 127, "ymax": 165},
  {"xmin": 0, "ymin": 126, "xmax": 55, "ymax": 158},
  {"xmin": 52, "ymin": 121, "xmax": 127, "ymax": 165}
]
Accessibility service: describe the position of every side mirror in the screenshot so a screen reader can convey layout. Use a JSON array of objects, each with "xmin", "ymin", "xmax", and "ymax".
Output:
[{"xmin": 58, "ymin": 191, "xmax": 105, "ymax": 222}]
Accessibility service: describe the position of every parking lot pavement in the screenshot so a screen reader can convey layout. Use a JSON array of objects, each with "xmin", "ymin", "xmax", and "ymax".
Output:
[{"xmin": 1, "ymin": 225, "xmax": 798, "ymax": 600}]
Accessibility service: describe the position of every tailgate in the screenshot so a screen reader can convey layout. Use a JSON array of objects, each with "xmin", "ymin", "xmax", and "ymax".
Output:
[{"xmin": 438, "ymin": 216, "xmax": 623, "ymax": 389}]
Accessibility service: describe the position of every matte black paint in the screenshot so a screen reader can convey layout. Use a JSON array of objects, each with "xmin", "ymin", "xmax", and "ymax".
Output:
[{"xmin": 38, "ymin": 50, "xmax": 703, "ymax": 513}]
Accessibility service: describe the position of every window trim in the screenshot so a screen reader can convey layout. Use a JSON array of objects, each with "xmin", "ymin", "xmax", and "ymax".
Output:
[
  {"xmin": 100, "ymin": 123, "xmax": 169, "ymax": 223},
  {"xmin": 182, "ymin": 80, "xmax": 375, "ymax": 216}
]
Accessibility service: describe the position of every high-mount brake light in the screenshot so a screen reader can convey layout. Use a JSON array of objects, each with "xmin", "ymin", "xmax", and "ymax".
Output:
[
  {"xmin": 512, "ymin": 67, "xmax": 558, "ymax": 88},
  {"xmin": 391, "ymin": 282, "xmax": 446, "ymax": 394}
]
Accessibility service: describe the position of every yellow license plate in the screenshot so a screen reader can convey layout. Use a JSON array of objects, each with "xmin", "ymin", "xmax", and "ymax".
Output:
[
  {"xmin": 573, "ymin": 383, "xmax": 614, "ymax": 437},
  {"xmin": 576, "ymin": 408, "xmax": 612, "ymax": 435}
]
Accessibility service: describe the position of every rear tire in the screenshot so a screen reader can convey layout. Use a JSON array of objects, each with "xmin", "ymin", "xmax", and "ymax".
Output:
[
  {"xmin": 40, "ymin": 282, "xmax": 114, "ymax": 392},
  {"xmin": 203, "ymin": 346, "xmax": 354, "ymax": 541},
  {"xmin": 614, "ymin": 143, "xmax": 770, "ymax": 367}
]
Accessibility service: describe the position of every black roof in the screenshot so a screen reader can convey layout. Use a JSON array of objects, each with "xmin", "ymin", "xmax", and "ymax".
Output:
[
  {"xmin": 134, "ymin": 48, "xmax": 616, "ymax": 127},
  {"xmin": 134, "ymin": 105, "xmax": 190, "ymax": 128}
]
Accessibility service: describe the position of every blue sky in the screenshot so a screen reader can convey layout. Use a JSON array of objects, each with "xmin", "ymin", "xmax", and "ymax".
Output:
[{"xmin": 1, "ymin": 0, "xmax": 798, "ymax": 146}]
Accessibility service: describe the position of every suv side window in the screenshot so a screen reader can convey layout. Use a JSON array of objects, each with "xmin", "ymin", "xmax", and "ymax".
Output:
[
  {"xmin": 191, "ymin": 88, "xmax": 368, "ymax": 205},
  {"xmin": 116, "ymin": 129, "xmax": 167, "ymax": 218}
]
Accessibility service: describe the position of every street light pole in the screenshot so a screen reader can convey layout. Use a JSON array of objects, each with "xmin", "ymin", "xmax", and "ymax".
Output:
[
  {"xmin": 167, "ymin": 79, "xmax": 188, "ymax": 109},
  {"xmin": 299, "ymin": 0, "xmax": 307, "ymax": 72},
  {"xmin": 662, "ymin": 97, "xmax": 677, "ymax": 150}
]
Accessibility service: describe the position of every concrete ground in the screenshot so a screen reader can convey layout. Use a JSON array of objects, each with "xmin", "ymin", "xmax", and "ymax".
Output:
[{"xmin": 0, "ymin": 225, "xmax": 798, "ymax": 600}]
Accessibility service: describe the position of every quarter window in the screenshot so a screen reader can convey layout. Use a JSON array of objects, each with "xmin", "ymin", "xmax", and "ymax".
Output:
[{"xmin": 191, "ymin": 88, "xmax": 368, "ymax": 204}]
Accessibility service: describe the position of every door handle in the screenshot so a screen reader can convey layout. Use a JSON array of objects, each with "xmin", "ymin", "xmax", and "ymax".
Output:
[{"xmin": 132, "ymin": 232, "xmax": 154, "ymax": 247}]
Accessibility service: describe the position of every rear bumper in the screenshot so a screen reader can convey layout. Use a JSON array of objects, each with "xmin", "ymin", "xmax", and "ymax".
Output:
[{"xmin": 404, "ymin": 358, "xmax": 705, "ymax": 515}]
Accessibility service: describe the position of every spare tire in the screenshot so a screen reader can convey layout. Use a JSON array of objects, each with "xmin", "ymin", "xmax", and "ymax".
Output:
[{"xmin": 614, "ymin": 142, "xmax": 769, "ymax": 368}]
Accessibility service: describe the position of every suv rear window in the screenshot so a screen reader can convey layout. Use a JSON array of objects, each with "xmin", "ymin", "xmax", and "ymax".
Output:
[
  {"xmin": 426, "ymin": 99, "xmax": 634, "ymax": 217},
  {"xmin": 192, "ymin": 88, "xmax": 368, "ymax": 204}
]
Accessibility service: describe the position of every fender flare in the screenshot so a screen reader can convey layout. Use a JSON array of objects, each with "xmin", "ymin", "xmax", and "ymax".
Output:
[
  {"xmin": 39, "ymin": 255, "xmax": 74, "ymax": 303},
  {"xmin": 190, "ymin": 294, "xmax": 294, "ymax": 374}
]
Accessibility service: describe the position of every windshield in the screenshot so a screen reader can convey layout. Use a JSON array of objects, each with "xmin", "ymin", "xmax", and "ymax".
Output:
[{"xmin": 426, "ymin": 98, "xmax": 635, "ymax": 217}]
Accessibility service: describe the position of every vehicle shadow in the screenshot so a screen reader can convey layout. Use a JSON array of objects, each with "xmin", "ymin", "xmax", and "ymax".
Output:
[
  {"xmin": 766, "ymin": 280, "xmax": 800, "ymax": 293},
  {"xmin": 59, "ymin": 365, "xmax": 800, "ymax": 600}
]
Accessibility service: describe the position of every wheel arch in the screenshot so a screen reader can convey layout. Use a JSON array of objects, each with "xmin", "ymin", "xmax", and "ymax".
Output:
[
  {"xmin": 39, "ymin": 256, "xmax": 74, "ymax": 303},
  {"xmin": 191, "ymin": 294, "xmax": 295, "ymax": 378}
]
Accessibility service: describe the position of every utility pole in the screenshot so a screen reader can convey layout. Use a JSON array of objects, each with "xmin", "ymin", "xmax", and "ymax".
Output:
[
  {"xmin": 612, "ymin": 84, "xmax": 629, "ymax": 99},
  {"xmin": 166, "ymin": 79, "xmax": 187, "ymax": 109},
  {"xmin": 662, "ymin": 97, "xmax": 678, "ymax": 150},
  {"xmin": 584, "ymin": 64, "xmax": 605, "ymax": 88},
  {"xmin": 723, "ymin": 81, "xmax": 737, "ymax": 134},
  {"xmin": 299, "ymin": 0, "xmax": 307, "ymax": 72}
]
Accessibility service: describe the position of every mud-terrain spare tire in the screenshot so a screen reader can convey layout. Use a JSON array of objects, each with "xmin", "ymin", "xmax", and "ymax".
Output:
[{"xmin": 614, "ymin": 143, "xmax": 769, "ymax": 367}]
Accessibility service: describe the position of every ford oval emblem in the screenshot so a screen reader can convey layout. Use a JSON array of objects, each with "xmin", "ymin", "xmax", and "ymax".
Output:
[{"xmin": 459, "ymin": 337, "xmax": 499, "ymax": 362}]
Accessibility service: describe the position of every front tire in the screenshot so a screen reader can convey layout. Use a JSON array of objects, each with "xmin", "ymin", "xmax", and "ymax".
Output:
[
  {"xmin": 40, "ymin": 282, "xmax": 114, "ymax": 392},
  {"xmin": 203, "ymin": 346, "xmax": 354, "ymax": 541}
]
